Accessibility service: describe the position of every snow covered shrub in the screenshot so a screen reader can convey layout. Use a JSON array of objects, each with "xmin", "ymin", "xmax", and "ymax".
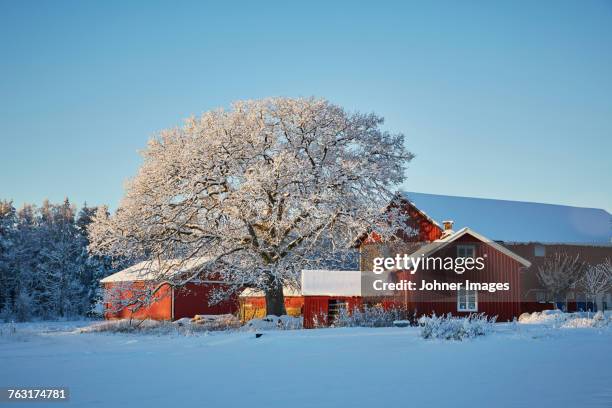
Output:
[
  {"xmin": 81, "ymin": 316, "xmax": 242, "ymax": 335},
  {"xmin": 242, "ymin": 315, "xmax": 302, "ymax": 331},
  {"xmin": 593, "ymin": 310, "xmax": 605, "ymax": 321},
  {"xmin": 334, "ymin": 305, "xmax": 409, "ymax": 328},
  {"xmin": 0, "ymin": 322, "xmax": 17, "ymax": 337},
  {"xmin": 560, "ymin": 311, "xmax": 611, "ymax": 329},
  {"xmin": 419, "ymin": 313, "xmax": 496, "ymax": 340},
  {"xmin": 518, "ymin": 310, "xmax": 611, "ymax": 329},
  {"xmin": 190, "ymin": 314, "xmax": 241, "ymax": 331},
  {"xmin": 310, "ymin": 312, "xmax": 327, "ymax": 329},
  {"xmin": 518, "ymin": 310, "xmax": 568, "ymax": 325},
  {"xmin": 81, "ymin": 319, "xmax": 162, "ymax": 334}
]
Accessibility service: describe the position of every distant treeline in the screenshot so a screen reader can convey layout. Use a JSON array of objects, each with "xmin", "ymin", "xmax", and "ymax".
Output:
[{"xmin": 0, "ymin": 199, "xmax": 119, "ymax": 321}]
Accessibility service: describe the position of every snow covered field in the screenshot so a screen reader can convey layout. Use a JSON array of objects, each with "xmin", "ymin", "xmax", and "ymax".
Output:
[{"xmin": 1, "ymin": 320, "xmax": 612, "ymax": 408}]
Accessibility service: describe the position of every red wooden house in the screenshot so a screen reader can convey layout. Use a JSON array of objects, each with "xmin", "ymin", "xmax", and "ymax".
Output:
[
  {"xmin": 302, "ymin": 225, "xmax": 531, "ymax": 327},
  {"xmin": 402, "ymin": 192, "xmax": 612, "ymax": 313},
  {"xmin": 301, "ymin": 192, "xmax": 534, "ymax": 327},
  {"xmin": 391, "ymin": 226, "xmax": 531, "ymax": 321},
  {"xmin": 100, "ymin": 259, "xmax": 238, "ymax": 321}
]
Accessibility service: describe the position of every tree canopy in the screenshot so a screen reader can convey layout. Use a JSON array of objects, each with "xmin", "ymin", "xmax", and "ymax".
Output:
[{"xmin": 88, "ymin": 97, "xmax": 414, "ymax": 315}]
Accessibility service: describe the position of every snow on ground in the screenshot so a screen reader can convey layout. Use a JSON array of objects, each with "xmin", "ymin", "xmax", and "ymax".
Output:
[{"xmin": 1, "ymin": 320, "xmax": 612, "ymax": 408}]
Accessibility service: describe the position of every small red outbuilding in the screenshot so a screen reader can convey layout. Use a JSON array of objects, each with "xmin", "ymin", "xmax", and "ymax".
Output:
[
  {"xmin": 301, "ymin": 269, "xmax": 363, "ymax": 328},
  {"xmin": 100, "ymin": 259, "xmax": 238, "ymax": 321}
]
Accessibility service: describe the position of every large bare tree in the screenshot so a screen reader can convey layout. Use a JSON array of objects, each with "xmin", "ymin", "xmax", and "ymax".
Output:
[
  {"xmin": 537, "ymin": 253, "xmax": 588, "ymax": 310},
  {"xmin": 582, "ymin": 259, "xmax": 612, "ymax": 312},
  {"xmin": 88, "ymin": 97, "xmax": 414, "ymax": 315}
]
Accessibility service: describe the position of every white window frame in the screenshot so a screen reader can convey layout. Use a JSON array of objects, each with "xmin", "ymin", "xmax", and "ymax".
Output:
[
  {"xmin": 457, "ymin": 244, "xmax": 476, "ymax": 259},
  {"xmin": 457, "ymin": 289, "xmax": 478, "ymax": 312}
]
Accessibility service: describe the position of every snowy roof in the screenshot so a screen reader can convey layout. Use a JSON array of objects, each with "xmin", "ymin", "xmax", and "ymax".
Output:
[
  {"xmin": 402, "ymin": 192, "xmax": 611, "ymax": 245},
  {"xmin": 239, "ymin": 287, "xmax": 302, "ymax": 298},
  {"xmin": 301, "ymin": 270, "xmax": 361, "ymax": 296},
  {"xmin": 100, "ymin": 257, "xmax": 212, "ymax": 283}
]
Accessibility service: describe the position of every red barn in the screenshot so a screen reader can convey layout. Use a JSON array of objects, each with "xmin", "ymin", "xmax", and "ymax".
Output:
[{"xmin": 100, "ymin": 259, "xmax": 238, "ymax": 321}]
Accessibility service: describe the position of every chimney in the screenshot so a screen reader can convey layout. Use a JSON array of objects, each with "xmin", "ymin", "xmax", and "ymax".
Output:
[{"xmin": 442, "ymin": 220, "xmax": 454, "ymax": 231}]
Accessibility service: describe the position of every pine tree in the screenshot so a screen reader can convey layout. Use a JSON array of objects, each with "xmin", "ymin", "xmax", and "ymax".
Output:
[
  {"xmin": 0, "ymin": 200, "xmax": 17, "ymax": 316},
  {"xmin": 77, "ymin": 204, "xmax": 116, "ymax": 316},
  {"xmin": 0, "ymin": 198, "xmax": 120, "ymax": 321},
  {"xmin": 10, "ymin": 203, "xmax": 39, "ymax": 321}
]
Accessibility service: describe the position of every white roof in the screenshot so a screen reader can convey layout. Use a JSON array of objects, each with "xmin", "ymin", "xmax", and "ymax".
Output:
[
  {"xmin": 301, "ymin": 270, "xmax": 361, "ymax": 296},
  {"xmin": 100, "ymin": 257, "xmax": 212, "ymax": 283},
  {"xmin": 403, "ymin": 191, "xmax": 611, "ymax": 244},
  {"xmin": 239, "ymin": 287, "xmax": 302, "ymax": 298}
]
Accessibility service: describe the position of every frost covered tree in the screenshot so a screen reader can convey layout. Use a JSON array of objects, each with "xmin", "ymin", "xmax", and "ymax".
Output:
[
  {"xmin": 5, "ymin": 203, "xmax": 39, "ymax": 320},
  {"xmin": 76, "ymin": 204, "xmax": 120, "ymax": 315},
  {"xmin": 34, "ymin": 199, "xmax": 89, "ymax": 318},
  {"xmin": 537, "ymin": 253, "xmax": 588, "ymax": 310},
  {"xmin": 89, "ymin": 97, "xmax": 414, "ymax": 316},
  {"xmin": 582, "ymin": 259, "xmax": 612, "ymax": 312},
  {"xmin": 0, "ymin": 198, "xmax": 117, "ymax": 321},
  {"xmin": 0, "ymin": 200, "xmax": 17, "ymax": 313}
]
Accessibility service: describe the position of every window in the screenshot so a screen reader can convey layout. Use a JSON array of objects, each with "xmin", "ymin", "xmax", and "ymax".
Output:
[
  {"xmin": 534, "ymin": 244, "xmax": 546, "ymax": 257},
  {"xmin": 457, "ymin": 245, "xmax": 476, "ymax": 258},
  {"xmin": 536, "ymin": 291, "xmax": 546, "ymax": 303},
  {"xmin": 457, "ymin": 289, "xmax": 478, "ymax": 312}
]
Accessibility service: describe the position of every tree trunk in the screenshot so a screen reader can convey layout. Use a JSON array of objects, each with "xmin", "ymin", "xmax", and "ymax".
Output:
[{"xmin": 265, "ymin": 280, "xmax": 287, "ymax": 317}]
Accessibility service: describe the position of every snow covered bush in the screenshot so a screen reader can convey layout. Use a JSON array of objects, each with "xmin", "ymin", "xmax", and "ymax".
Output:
[
  {"xmin": 334, "ymin": 305, "xmax": 410, "ymax": 328},
  {"xmin": 81, "ymin": 319, "xmax": 167, "ymax": 334},
  {"xmin": 560, "ymin": 311, "xmax": 611, "ymax": 328},
  {"xmin": 310, "ymin": 312, "xmax": 328, "ymax": 329},
  {"xmin": 418, "ymin": 313, "xmax": 497, "ymax": 340},
  {"xmin": 190, "ymin": 314, "xmax": 241, "ymax": 330},
  {"xmin": 561, "ymin": 317, "xmax": 604, "ymax": 329},
  {"xmin": 80, "ymin": 316, "xmax": 242, "ymax": 335},
  {"xmin": 518, "ymin": 310, "xmax": 612, "ymax": 328},
  {"xmin": 0, "ymin": 322, "xmax": 17, "ymax": 337},
  {"xmin": 241, "ymin": 315, "xmax": 302, "ymax": 331},
  {"xmin": 518, "ymin": 309, "xmax": 566, "ymax": 325}
]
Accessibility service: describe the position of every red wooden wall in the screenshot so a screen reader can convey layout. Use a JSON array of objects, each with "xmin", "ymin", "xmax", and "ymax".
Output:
[
  {"xmin": 173, "ymin": 282, "xmax": 239, "ymax": 319},
  {"xmin": 103, "ymin": 282, "xmax": 173, "ymax": 320},
  {"xmin": 385, "ymin": 234, "xmax": 524, "ymax": 322},
  {"xmin": 358, "ymin": 199, "xmax": 443, "ymax": 245},
  {"xmin": 303, "ymin": 296, "xmax": 362, "ymax": 328},
  {"xmin": 103, "ymin": 281, "xmax": 239, "ymax": 321}
]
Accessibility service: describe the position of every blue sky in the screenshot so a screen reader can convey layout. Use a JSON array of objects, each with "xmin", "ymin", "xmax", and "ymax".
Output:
[{"xmin": 1, "ymin": 0, "xmax": 611, "ymax": 212}]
